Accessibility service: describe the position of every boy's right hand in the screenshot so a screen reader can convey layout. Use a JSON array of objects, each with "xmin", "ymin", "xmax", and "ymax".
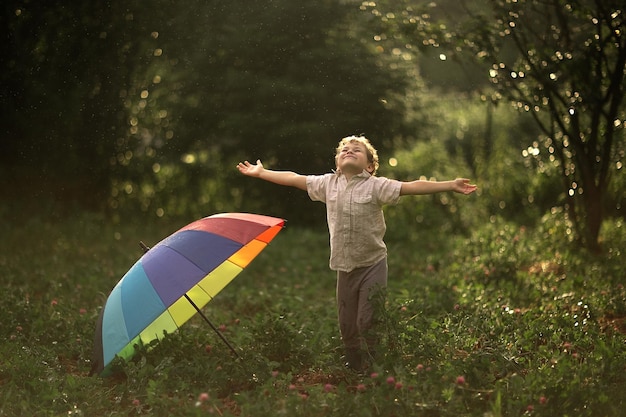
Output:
[{"xmin": 236, "ymin": 159, "xmax": 264, "ymax": 177}]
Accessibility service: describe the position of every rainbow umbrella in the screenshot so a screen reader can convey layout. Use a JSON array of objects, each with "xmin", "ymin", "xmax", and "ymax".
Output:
[{"xmin": 90, "ymin": 213, "xmax": 285, "ymax": 376}]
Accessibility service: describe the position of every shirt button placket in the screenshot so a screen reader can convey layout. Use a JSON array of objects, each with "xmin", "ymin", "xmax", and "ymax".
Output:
[{"xmin": 344, "ymin": 180, "xmax": 355, "ymax": 270}]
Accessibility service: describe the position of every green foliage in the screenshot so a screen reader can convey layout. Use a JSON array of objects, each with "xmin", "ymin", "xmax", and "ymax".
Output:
[
  {"xmin": 2, "ymin": 0, "xmax": 418, "ymax": 225},
  {"xmin": 385, "ymin": 0, "xmax": 626, "ymax": 250},
  {"xmin": 383, "ymin": 94, "xmax": 562, "ymax": 242},
  {"xmin": 384, "ymin": 137, "xmax": 478, "ymax": 240},
  {"xmin": 361, "ymin": 0, "xmax": 626, "ymax": 252},
  {"xmin": 1, "ymin": 207, "xmax": 625, "ymax": 416},
  {"xmin": 4, "ymin": 0, "xmax": 623, "ymax": 258}
]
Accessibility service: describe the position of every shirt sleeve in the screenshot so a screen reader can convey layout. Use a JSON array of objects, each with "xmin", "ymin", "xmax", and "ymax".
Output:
[
  {"xmin": 306, "ymin": 174, "xmax": 331, "ymax": 203},
  {"xmin": 374, "ymin": 177, "xmax": 402, "ymax": 205}
]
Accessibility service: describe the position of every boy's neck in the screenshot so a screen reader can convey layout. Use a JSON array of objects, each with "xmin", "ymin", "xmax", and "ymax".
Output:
[{"xmin": 341, "ymin": 168, "xmax": 369, "ymax": 181}]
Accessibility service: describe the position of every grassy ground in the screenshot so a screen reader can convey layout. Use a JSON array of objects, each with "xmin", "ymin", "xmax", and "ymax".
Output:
[{"xmin": 1, "ymin": 208, "xmax": 625, "ymax": 416}]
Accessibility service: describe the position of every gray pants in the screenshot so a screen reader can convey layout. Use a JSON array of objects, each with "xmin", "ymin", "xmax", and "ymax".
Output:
[{"xmin": 336, "ymin": 258, "xmax": 387, "ymax": 351}]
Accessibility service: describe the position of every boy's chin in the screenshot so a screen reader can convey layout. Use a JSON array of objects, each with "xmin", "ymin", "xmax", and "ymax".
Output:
[{"xmin": 339, "ymin": 162, "xmax": 363, "ymax": 172}]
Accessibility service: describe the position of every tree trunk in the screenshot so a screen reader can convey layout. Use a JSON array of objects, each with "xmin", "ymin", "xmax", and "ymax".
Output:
[{"xmin": 582, "ymin": 183, "xmax": 603, "ymax": 254}]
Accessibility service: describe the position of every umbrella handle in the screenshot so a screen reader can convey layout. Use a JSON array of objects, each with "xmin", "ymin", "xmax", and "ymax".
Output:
[{"xmin": 183, "ymin": 294, "xmax": 241, "ymax": 359}]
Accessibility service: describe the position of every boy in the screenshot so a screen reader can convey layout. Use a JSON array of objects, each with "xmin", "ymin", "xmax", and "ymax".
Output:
[{"xmin": 237, "ymin": 135, "xmax": 477, "ymax": 370}]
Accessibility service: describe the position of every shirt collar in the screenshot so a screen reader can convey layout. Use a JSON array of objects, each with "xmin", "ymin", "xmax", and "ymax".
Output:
[{"xmin": 332, "ymin": 169, "xmax": 372, "ymax": 178}]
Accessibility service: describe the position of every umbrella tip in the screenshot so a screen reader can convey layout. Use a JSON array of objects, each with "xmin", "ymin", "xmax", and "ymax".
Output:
[{"xmin": 139, "ymin": 241, "xmax": 151, "ymax": 253}]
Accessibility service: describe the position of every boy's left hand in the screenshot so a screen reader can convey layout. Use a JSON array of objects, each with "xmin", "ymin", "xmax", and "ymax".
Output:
[{"xmin": 453, "ymin": 178, "xmax": 478, "ymax": 195}]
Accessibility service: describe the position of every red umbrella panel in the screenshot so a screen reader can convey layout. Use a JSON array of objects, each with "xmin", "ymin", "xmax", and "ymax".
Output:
[{"xmin": 90, "ymin": 213, "xmax": 285, "ymax": 376}]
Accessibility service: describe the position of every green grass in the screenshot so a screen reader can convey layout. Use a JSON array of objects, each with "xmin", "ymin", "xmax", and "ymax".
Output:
[{"xmin": 1, "ymin": 208, "xmax": 625, "ymax": 416}]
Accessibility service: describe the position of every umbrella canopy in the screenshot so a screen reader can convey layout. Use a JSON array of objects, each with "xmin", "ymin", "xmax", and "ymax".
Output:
[{"xmin": 90, "ymin": 213, "xmax": 285, "ymax": 376}]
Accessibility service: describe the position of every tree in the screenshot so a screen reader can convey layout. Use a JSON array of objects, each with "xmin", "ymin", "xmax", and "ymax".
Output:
[
  {"xmin": 367, "ymin": 0, "xmax": 626, "ymax": 252},
  {"xmin": 1, "ymin": 1, "xmax": 155, "ymax": 209},
  {"xmin": 110, "ymin": 0, "xmax": 419, "ymax": 223},
  {"xmin": 1, "ymin": 0, "xmax": 419, "ymax": 223}
]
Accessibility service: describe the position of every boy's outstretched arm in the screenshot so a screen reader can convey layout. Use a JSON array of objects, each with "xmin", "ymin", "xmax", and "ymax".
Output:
[
  {"xmin": 400, "ymin": 178, "xmax": 477, "ymax": 196},
  {"xmin": 237, "ymin": 159, "xmax": 307, "ymax": 191}
]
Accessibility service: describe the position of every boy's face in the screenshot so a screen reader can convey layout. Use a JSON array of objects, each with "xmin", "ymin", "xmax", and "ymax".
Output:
[{"xmin": 336, "ymin": 141, "xmax": 374, "ymax": 175}]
